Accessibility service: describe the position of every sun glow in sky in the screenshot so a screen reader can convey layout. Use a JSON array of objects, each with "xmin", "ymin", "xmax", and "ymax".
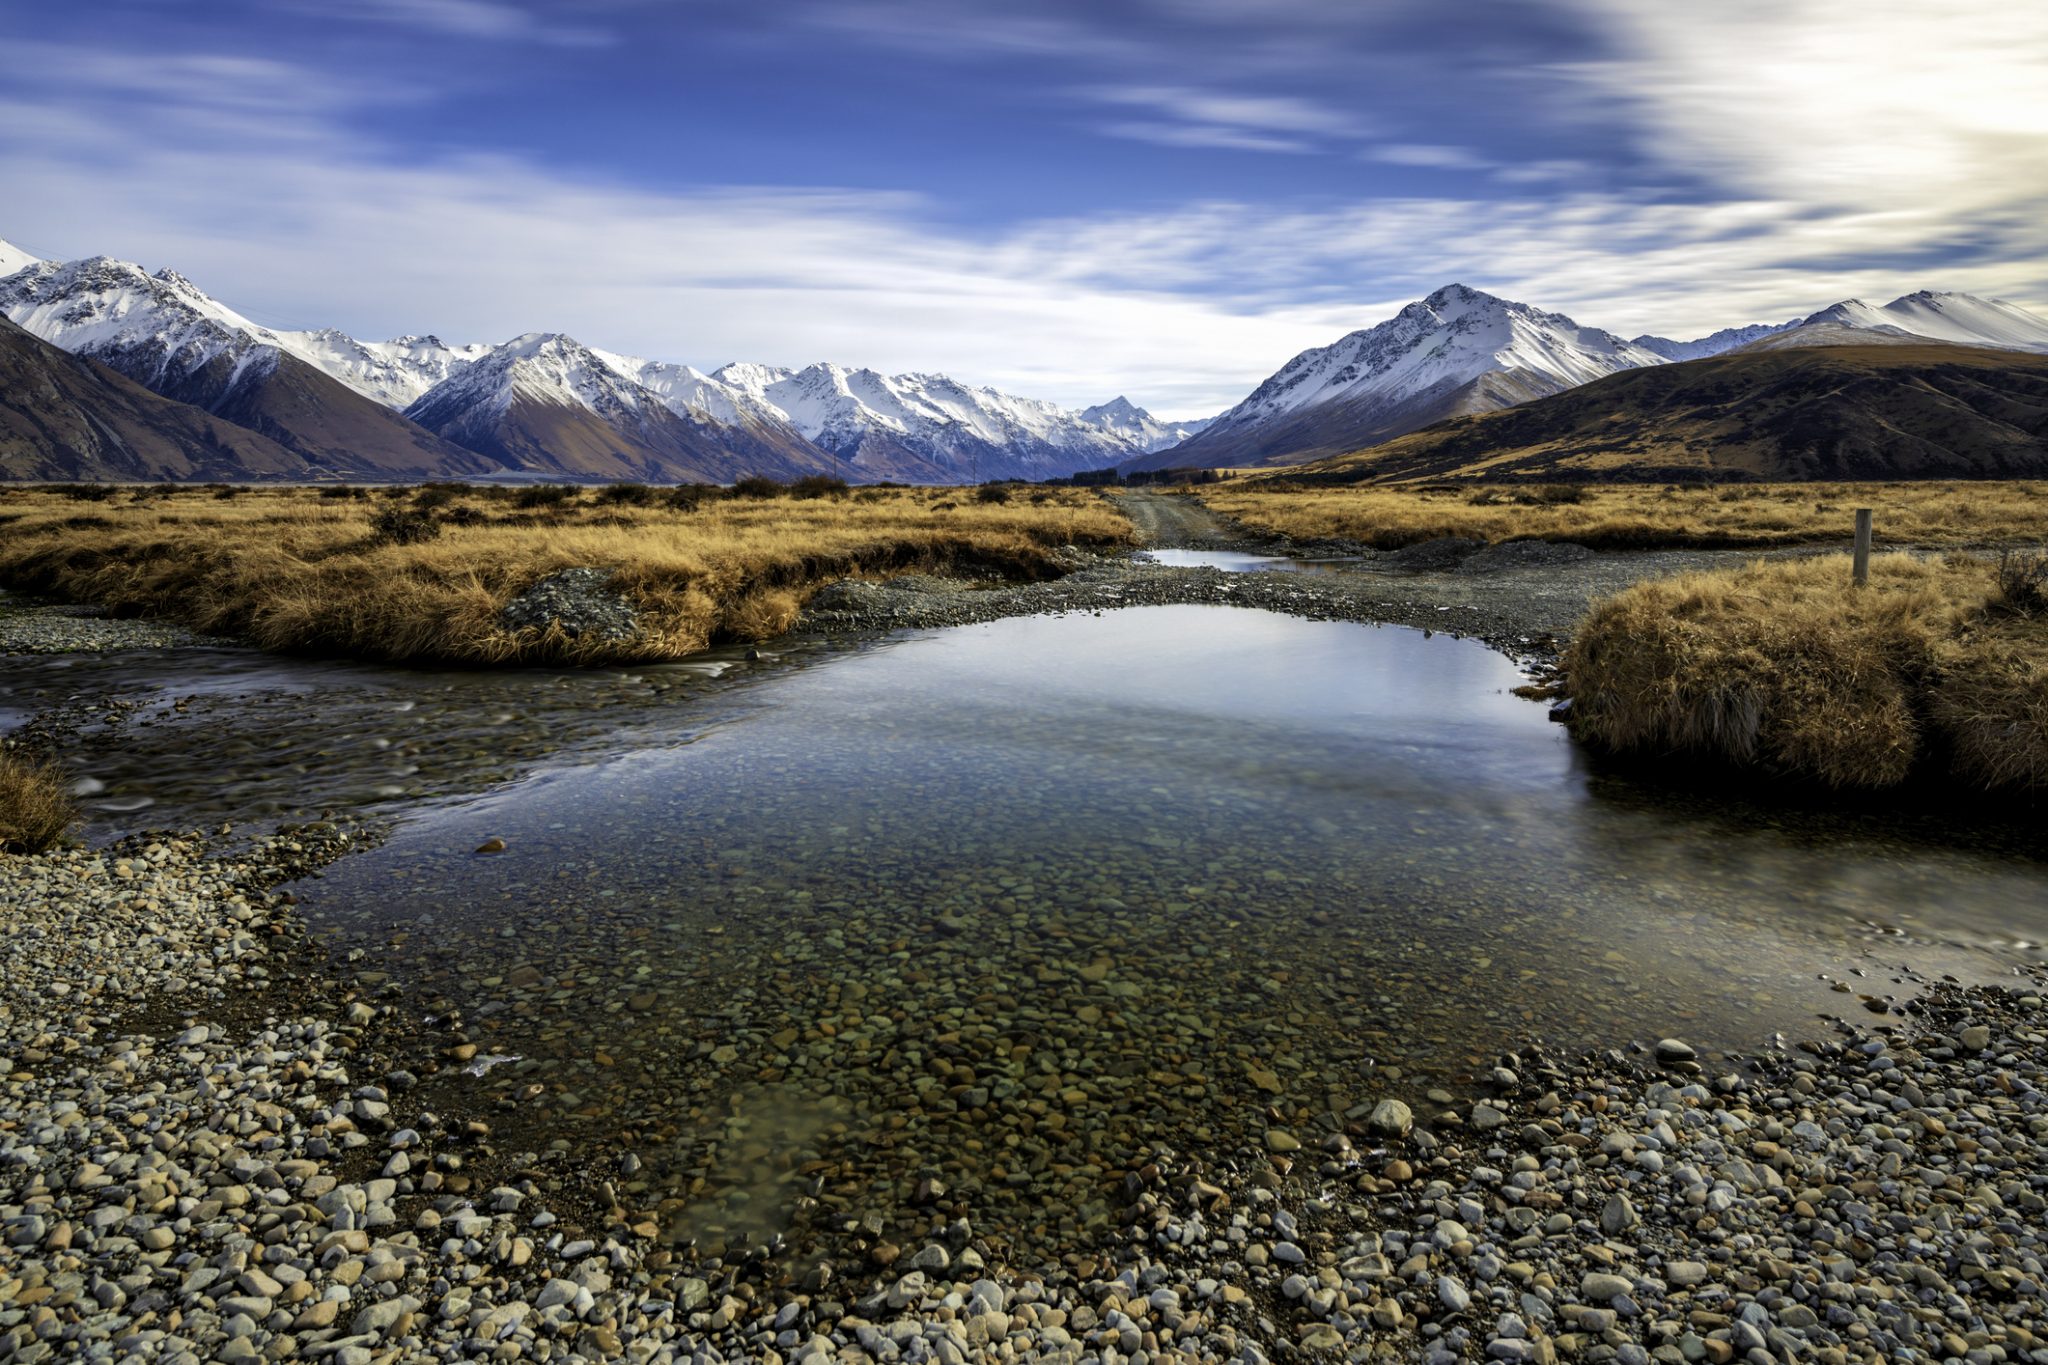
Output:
[{"xmin": 5, "ymin": 0, "xmax": 2046, "ymax": 415}]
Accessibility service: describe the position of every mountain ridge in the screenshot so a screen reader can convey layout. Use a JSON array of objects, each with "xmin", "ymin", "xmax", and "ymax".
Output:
[{"xmin": 1274, "ymin": 343, "xmax": 2048, "ymax": 484}]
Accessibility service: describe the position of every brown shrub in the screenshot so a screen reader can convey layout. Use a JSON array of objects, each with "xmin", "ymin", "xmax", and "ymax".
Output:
[
  {"xmin": 0, "ymin": 749, "xmax": 75, "ymax": 854},
  {"xmin": 1565, "ymin": 553, "xmax": 2047, "ymax": 790},
  {"xmin": 1994, "ymin": 549, "xmax": 2048, "ymax": 616}
]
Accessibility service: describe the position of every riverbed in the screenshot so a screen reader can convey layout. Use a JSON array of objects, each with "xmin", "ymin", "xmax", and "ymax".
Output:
[{"xmin": 18, "ymin": 601, "xmax": 2041, "ymax": 1274}]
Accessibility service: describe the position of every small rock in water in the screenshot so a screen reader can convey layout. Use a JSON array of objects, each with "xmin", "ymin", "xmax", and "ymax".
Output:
[
  {"xmin": 1653, "ymin": 1038, "xmax": 1696, "ymax": 1065},
  {"xmin": 475, "ymin": 837, "xmax": 507, "ymax": 854},
  {"xmin": 1368, "ymin": 1099, "xmax": 1414, "ymax": 1138}
]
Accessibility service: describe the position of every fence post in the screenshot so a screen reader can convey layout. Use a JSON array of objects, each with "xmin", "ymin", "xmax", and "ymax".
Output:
[{"xmin": 1853, "ymin": 508, "xmax": 1872, "ymax": 586}]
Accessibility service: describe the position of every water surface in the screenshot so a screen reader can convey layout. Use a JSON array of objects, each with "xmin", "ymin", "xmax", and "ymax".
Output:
[{"xmin": 286, "ymin": 605, "xmax": 2048, "ymax": 1267}]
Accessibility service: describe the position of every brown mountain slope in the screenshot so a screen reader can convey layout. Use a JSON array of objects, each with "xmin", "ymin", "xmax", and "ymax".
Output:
[
  {"xmin": 0, "ymin": 317, "xmax": 309, "ymax": 481},
  {"xmin": 176, "ymin": 349, "xmax": 499, "ymax": 479},
  {"xmin": 1282, "ymin": 344, "xmax": 2048, "ymax": 484},
  {"xmin": 409, "ymin": 391, "xmax": 849, "ymax": 484}
]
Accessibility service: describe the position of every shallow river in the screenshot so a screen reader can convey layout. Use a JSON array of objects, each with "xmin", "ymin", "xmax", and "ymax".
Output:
[{"xmin": 254, "ymin": 604, "xmax": 2046, "ymax": 1267}]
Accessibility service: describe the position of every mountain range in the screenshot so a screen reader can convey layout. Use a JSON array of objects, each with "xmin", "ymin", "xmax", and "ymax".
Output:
[
  {"xmin": 1124, "ymin": 283, "xmax": 2048, "ymax": 474},
  {"xmin": 4, "ymin": 229, "xmax": 2048, "ymax": 484},
  {"xmin": 0, "ymin": 237, "xmax": 1203, "ymax": 484}
]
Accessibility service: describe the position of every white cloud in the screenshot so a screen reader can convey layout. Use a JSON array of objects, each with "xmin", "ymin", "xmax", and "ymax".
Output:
[{"xmin": 1562, "ymin": 0, "xmax": 2048, "ymax": 213}]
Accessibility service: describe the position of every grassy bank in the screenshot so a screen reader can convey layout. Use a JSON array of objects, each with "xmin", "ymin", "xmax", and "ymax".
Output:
[
  {"xmin": 1201, "ymin": 480, "xmax": 2048, "ymax": 550},
  {"xmin": 0, "ymin": 482, "xmax": 1134, "ymax": 665},
  {"xmin": 1564, "ymin": 552, "xmax": 2048, "ymax": 791}
]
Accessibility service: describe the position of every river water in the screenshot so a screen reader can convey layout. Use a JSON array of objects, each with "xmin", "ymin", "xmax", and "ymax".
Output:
[{"xmin": 244, "ymin": 604, "xmax": 2047, "ymax": 1268}]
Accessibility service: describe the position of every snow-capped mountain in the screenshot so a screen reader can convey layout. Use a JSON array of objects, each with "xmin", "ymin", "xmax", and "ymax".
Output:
[
  {"xmin": 708, "ymin": 362, "xmax": 1196, "ymax": 482},
  {"xmin": 0, "ymin": 256, "xmax": 489, "ymax": 476},
  {"xmin": 2, "ymin": 256, "xmax": 286, "ymax": 400},
  {"xmin": 1630, "ymin": 320, "xmax": 1801, "ymax": 362},
  {"xmin": 1130, "ymin": 284, "xmax": 1666, "ymax": 471},
  {"xmin": 281, "ymin": 330, "xmax": 494, "ymax": 408},
  {"xmin": 1755, "ymin": 291, "xmax": 2048, "ymax": 354},
  {"xmin": 0, "ymin": 237, "xmax": 39, "ymax": 279},
  {"xmin": 403, "ymin": 332, "xmax": 839, "ymax": 483},
  {"xmin": 1078, "ymin": 396, "xmax": 1211, "ymax": 453}
]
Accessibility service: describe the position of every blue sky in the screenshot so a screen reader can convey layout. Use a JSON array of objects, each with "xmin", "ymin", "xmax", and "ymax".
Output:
[{"xmin": 4, "ymin": 0, "xmax": 2046, "ymax": 415}]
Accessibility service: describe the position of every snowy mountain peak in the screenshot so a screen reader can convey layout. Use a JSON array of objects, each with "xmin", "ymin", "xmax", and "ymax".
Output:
[
  {"xmin": 404, "ymin": 331, "xmax": 665, "ymax": 436},
  {"xmin": 1770, "ymin": 291, "xmax": 2048, "ymax": 353},
  {"xmin": 1212, "ymin": 284, "xmax": 1664, "ymax": 434},
  {"xmin": 1082, "ymin": 395, "xmax": 1144, "ymax": 422},
  {"xmin": 0, "ymin": 237, "xmax": 41, "ymax": 279},
  {"xmin": 1417, "ymin": 282, "xmax": 1496, "ymax": 311},
  {"xmin": 0, "ymin": 254, "xmax": 287, "ymax": 396}
]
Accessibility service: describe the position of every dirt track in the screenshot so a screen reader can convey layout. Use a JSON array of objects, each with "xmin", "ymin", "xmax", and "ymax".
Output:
[{"xmin": 1106, "ymin": 489, "xmax": 1260, "ymax": 548}]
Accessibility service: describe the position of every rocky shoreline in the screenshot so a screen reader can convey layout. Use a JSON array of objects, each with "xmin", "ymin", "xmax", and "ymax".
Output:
[{"xmin": 4, "ymin": 819, "xmax": 2044, "ymax": 1364}]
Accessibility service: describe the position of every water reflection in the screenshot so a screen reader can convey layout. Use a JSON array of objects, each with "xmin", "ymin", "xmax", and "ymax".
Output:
[{"xmin": 1137, "ymin": 548, "xmax": 1359, "ymax": 573}]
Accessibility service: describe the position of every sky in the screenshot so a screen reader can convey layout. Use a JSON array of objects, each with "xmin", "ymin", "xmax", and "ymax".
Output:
[{"xmin": 3, "ymin": 0, "xmax": 2047, "ymax": 417}]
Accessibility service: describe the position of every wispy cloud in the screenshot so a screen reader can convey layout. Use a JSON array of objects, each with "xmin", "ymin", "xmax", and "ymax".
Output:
[
  {"xmin": 1083, "ymin": 83, "xmax": 1370, "ymax": 155},
  {"xmin": 1097, "ymin": 122, "xmax": 1314, "ymax": 155},
  {"xmin": 1366, "ymin": 143, "xmax": 1492, "ymax": 171},
  {"xmin": 320, "ymin": 0, "xmax": 615, "ymax": 47}
]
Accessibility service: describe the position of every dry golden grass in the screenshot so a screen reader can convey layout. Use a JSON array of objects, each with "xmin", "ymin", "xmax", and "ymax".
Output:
[
  {"xmin": 0, "ymin": 483, "xmax": 1134, "ymax": 665},
  {"xmin": 0, "ymin": 748, "xmax": 75, "ymax": 854},
  {"xmin": 1565, "ymin": 553, "xmax": 2048, "ymax": 791},
  {"xmin": 1201, "ymin": 480, "xmax": 2048, "ymax": 551}
]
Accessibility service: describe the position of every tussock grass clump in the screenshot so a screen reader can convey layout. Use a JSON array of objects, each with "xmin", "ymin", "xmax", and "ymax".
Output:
[
  {"xmin": 1994, "ymin": 550, "xmax": 2048, "ymax": 616},
  {"xmin": 0, "ymin": 485, "xmax": 1133, "ymax": 666},
  {"xmin": 370, "ymin": 506, "xmax": 443, "ymax": 545},
  {"xmin": 1565, "ymin": 554, "xmax": 2048, "ymax": 791},
  {"xmin": 0, "ymin": 749, "xmax": 75, "ymax": 854},
  {"xmin": 1204, "ymin": 481, "xmax": 2048, "ymax": 551}
]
